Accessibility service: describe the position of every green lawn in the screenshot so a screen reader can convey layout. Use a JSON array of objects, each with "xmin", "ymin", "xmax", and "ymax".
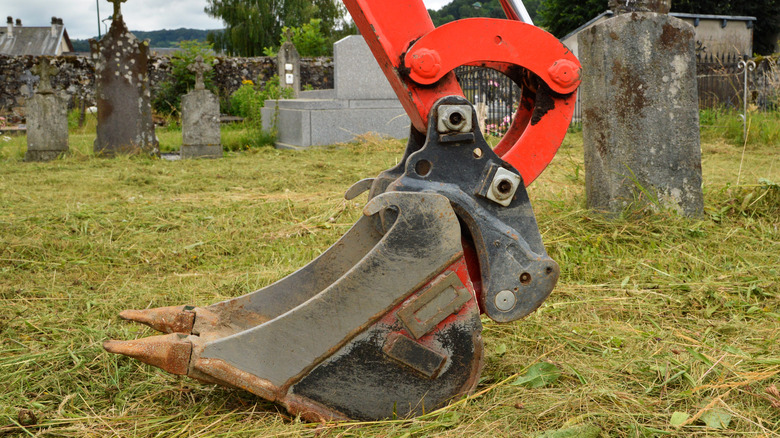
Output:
[{"xmin": 0, "ymin": 118, "xmax": 778, "ymax": 437}]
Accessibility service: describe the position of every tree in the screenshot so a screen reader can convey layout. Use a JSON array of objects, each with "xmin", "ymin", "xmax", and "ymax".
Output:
[
  {"xmin": 153, "ymin": 40, "xmax": 216, "ymax": 115},
  {"xmin": 674, "ymin": 0, "xmax": 780, "ymax": 55},
  {"xmin": 427, "ymin": 0, "xmax": 544, "ymax": 26},
  {"xmin": 283, "ymin": 19, "xmax": 329, "ymax": 57},
  {"xmin": 535, "ymin": 0, "xmax": 780, "ymax": 54},
  {"xmin": 428, "ymin": 0, "xmax": 510, "ymax": 27},
  {"xmin": 205, "ymin": 0, "xmax": 348, "ymax": 56},
  {"xmin": 537, "ymin": 0, "xmax": 605, "ymax": 38}
]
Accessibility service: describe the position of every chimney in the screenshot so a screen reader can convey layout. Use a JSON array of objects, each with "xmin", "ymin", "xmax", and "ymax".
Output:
[
  {"xmin": 15, "ymin": 18, "xmax": 21, "ymax": 26},
  {"xmin": 51, "ymin": 17, "xmax": 58, "ymax": 37},
  {"xmin": 6, "ymin": 16, "xmax": 12, "ymax": 37}
]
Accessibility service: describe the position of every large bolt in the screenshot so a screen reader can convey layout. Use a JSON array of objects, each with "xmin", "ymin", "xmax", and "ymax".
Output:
[
  {"xmin": 410, "ymin": 49, "xmax": 441, "ymax": 79},
  {"xmin": 548, "ymin": 59, "xmax": 580, "ymax": 89}
]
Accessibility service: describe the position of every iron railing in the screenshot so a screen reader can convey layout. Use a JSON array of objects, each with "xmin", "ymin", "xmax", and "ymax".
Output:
[
  {"xmin": 454, "ymin": 66, "xmax": 585, "ymax": 133},
  {"xmin": 697, "ymin": 53, "xmax": 780, "ymax": 112},
  {"xmin": 454, "ymin": 66, "xmax": 520, "ymax": 136},
  {"xmin": 455, "ymin": 53, "xmax": 780, "ymax": 134}
]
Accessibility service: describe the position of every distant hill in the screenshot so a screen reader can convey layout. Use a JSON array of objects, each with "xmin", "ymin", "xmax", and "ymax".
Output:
[{"xmin": 71, "ymin": 27, "xmax": 219, "ymax": 52}]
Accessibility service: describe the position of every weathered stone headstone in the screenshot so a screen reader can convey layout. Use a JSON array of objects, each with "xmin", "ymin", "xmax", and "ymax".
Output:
[
  {"xmin": 278, "ymin": 30, "xmax": 301, "ymax": 97},
  {"xmin": 181, "ymin": 56, "xmax": 221, "ymax": 159},
  {"xmin": 25, "ymin": 58, "xmax": 69, "ymax": 162},
  {"xmin": 90, "ymin": 0, "xmax": 158, "ymax": 157},
  {"xmin": 579, "ymin": 1, "xmax": 703, "ymax": 216}
]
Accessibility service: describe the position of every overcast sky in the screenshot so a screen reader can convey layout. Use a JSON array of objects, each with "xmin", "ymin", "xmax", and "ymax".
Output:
[{"xmin": 4, "ymin": 0, "xmax": 453, "ymax": 40}]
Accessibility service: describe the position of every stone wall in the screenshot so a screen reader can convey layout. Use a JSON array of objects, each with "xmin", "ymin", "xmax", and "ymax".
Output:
[{"xmin": 0, "ymin": 54, "xmax": 333, "ymax": 119}]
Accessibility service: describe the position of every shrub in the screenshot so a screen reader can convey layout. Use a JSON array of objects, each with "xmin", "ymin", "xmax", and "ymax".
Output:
[
  {"xmin": 228, "ymin": 76, "xmax": 294, "ymax": 121},
  {"xmin": 264, "ymin": 19, "xmax": 332, "ymax": 57},
  {"xmin": 225, "ymin": 75, "xmax": 295, "ymax": 150},
  {"xmin": 229, "ymin": 80, "xmax": 265, "ymax": 120},
  {"xmin": 153, "ymin": 40, "xmax": 216, "ymax": 116}
]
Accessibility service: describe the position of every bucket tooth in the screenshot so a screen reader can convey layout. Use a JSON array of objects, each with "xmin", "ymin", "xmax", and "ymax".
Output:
[
  {"xmin": 119, "ymin": 305, "xmax": 196, "ymax": 334},
  {"xmin": 103, "ymin": 333, "xmax": 193, "ymax": 375}
]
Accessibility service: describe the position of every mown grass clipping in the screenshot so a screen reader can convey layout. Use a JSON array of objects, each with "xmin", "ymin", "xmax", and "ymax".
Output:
[{"xmin": 0, "ymin": 120, "xmax": 778, "ymax": 437}]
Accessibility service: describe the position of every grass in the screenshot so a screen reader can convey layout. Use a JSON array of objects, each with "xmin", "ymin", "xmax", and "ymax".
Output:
[
  {"xmin": 0, "ymin": 114, "xmax": 778, "ymax": 437},
  {"xmin": 700, "ymin": 108, "xmax": 780, "ymax": 147},
  {"xmin": 4, "ymin": 111, "xmax": 266, "ymax": 158}
]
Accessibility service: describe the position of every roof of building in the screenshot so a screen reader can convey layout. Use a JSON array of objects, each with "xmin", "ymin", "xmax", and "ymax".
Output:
[
  {"xmin": 562, "ymin": 10, "xmax": 757, "ymax": 42},
  {"xmin": 0, "ymin": 18, "xmax": 74, "ymax": 56}
]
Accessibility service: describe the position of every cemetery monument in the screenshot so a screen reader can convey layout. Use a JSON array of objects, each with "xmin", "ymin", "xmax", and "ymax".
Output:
[
  {"xmin": 579, "ymin": 0, "xmax": 703, "ymax": 216},
  {"xmin": 90, "ymin": 0, "xmax": 158, "ymax": 157},
  {"xmin": 181, "ymin": 56, "xmax": 222, "ymax": 159},
  {"xmin": 24, "ymin": 58, "xmax": 69, "ymax": 162},
  {"xmin": 262, "ymin": 35, "xmax": 409, "ymax": 149},
  {"xmin": 278, "ymin": 30, "xmax": 301, "ymax": 97}
]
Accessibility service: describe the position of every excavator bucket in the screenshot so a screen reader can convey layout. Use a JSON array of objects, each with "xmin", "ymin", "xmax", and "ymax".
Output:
[
  {"xmin": 107, "ymin": 191, "xmax": 483, "ymax": 420},
  {"xmin": 105, "ymin": 0, "xmax": 580, "ymax": 422}
]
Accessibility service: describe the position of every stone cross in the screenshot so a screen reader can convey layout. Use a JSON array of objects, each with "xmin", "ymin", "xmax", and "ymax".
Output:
[
  {"xmin": 187, "ymin": 55, "xmax": 211, "ymax": 91},
  {"xmin": 19, "ymin": 70, "xmax": 39, "ymax": 98},
  {"xmin": 109, "ymin": 0, "xmax": 127, "ymax": 20},
  {"xmin": 31, "ymin": 58, "xmax": 59, "ymax": 95},
  {"xmin": 284, "ymin": 28, "xmax": 294, "ymax": 43}
]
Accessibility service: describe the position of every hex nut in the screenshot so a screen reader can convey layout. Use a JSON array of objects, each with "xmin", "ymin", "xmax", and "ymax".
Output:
[{"xmin": 437, "ymin": 105, "xmax": 473, "ymax": 133}]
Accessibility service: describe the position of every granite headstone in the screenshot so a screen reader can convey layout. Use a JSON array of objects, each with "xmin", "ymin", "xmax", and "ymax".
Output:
[
  {"xmin": 261, "ymin": 35, "xmax": 409, "ymax": 149},
  {"xmin": 333, "ymin": 35, "xmax": 397, "ymax": 101}
]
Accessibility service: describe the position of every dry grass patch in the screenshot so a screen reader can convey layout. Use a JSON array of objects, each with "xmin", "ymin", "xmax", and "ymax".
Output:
[{"xmin": 0, "ymin": 127, "xmax": 778, "ymax": 437}]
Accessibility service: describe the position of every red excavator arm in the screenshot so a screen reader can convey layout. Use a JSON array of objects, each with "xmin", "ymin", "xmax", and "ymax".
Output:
[{"xmin": 342, "ymin": 0, "xmax": 579, "ymax": 184}]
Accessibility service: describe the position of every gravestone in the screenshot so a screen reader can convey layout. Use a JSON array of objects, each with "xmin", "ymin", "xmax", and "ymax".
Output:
[
  {"xmin": 278, "ymin": 30, "xmax": 300, "ymax": 96},
  {"xmin": 262, "ymin": 35, "xmax": 409, "ymax": 149},
  {"xmin": 25, "ymin": 58, "xmax": 68, "ymax": 162},
  {"xmin": 333, "ymin": 35, "xmax": 398, "ymax": 101},
  {"xmin": 90, "ymin": 0, "xmax": 158, "ymax": 157},
  {"xmin": 181, "ymin": 56, "xmax": 221, "ymax": 159},
  {"xmin": 579, "ymin": 0, "xmax": 703, "ymax": 216}
]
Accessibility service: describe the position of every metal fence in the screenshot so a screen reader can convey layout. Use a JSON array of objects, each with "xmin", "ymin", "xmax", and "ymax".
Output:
[
  {"xmin": 454, "ymin": 66, "xmax": 584, "ymax": 133},
  {"xmin": 454, "ymin": 66, "xmax": 521, "ymax": 136},
  {"xmin": 697, "ymin": 53, "xmax": 780, "ymax": 111},
  {"xmin": 455, "ymin": 54, "xmax": 779, "ymax": 135}
]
